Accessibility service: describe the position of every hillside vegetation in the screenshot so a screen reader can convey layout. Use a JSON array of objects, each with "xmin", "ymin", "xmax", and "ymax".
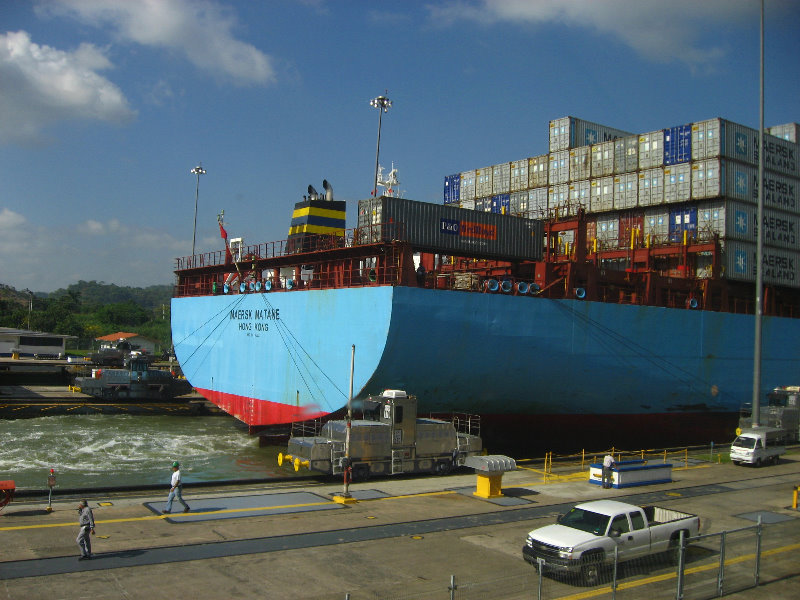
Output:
[{"xmin": 0, "ymin": 281, "xmax": 173, "ymax": 351}]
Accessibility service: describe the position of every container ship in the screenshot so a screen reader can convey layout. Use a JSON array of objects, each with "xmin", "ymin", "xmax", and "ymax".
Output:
[{"xmin": 171, "ymin": 116, "xmax": 800, "ymax": 452}]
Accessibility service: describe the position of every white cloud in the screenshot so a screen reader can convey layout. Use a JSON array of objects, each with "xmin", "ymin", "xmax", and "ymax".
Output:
[
  {"xmin": 0, "ymin": 30, "xmax": 136, "ymax": 145},
  {"xmin": 426, "ymin": 0, "xmax": 763, "ymax": 70},
  {"xmin": 46, "ymin": 0, "xmax": 276, "ymax": 86}
]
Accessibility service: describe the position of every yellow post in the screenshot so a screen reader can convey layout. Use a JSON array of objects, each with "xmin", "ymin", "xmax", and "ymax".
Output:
[
  {"xmin": 593, "ymin": 238, "xmax": 597, "ymax": 254},
  {"xmin": 474, "ymin": 473, "xmax": 504, "ymax": 499},
  {"xmin": 793, "ymin": 486, "xmax": 798, "ymax": 510}
]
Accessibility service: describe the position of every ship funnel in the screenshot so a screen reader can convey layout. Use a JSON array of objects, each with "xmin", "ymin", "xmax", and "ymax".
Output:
[
  {"xmin": 323, "ymin": 179, "xmax": 334, "ymax": 201},
  {"xmin": 308, "ymin": 185, "xmax": 318, "ymax": 200}
]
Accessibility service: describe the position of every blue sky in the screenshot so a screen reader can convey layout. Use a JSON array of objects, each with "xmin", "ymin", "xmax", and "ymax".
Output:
[{"xmin": 1, "ymin": 0, "xmax": 798, "ymax": 293}]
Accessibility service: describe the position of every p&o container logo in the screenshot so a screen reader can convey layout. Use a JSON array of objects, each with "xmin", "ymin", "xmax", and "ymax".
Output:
[{"xmin": 440, "ymin": 218, "xmax": 497, "ymax": 240}]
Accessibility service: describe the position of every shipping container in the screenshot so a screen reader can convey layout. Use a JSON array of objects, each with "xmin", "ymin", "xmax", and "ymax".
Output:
[
  {"xmin": 510, "ymin": 159, "xmax": 529, "ymax": 192},
  {"xmin": 614, "ymin": 135, "xmax": 639, "ymax": 174},
  {"xmin": 356, "ymin": 197, "xmax": 543, "ymax": 261},
  {"xmin": 549, "ymin": 116, "xmax": 633, "ymax": 152},
  {"xmin": 768, "ymin": 122, "xmax": 800, "ymax": 143},
  {"xmin": 510, "ymin": 191, "xmax": 528, "ymax": 216},
  {"xmin": 663, "ymin": 124, "xmax": 692, "ymax": 165},
  {"xmin": 643, "ymin": 208, "xmax": 670, "ymax": 245},
  {"xmin": 638, "ymin": 167, "xmax": 664, "ymax": 207},
  {"xmin": 614, "ymin": 172, "xmax": 638, "ymax": 210},
  {"xmin": 476, "ymin": 167, "xmax": 492, "ymax": 197},
  {"xmin": 491, "ymin": 194, "xmax": 511, "ymax": 215},
  {"xmin": 590, "ymin": 176, "xmax": 614, "ymax": 213},
  {"xmin": 528, "ymin": 187, "xmax": 549, "ymax": 220},
  {"xmin": 529, "ymin": 154, "xmax": 549, "ymax": 188},
  {"xmin": 492, "ymin": 163, "xmax": 511, "ymax": 195},
  {"xmin": 569, "ymin": 180, "xmax": 590, "ymax": 214},
  {"xmin": 696, "ymin": 199, "xmax": 800, "ymax": 250},
  {"xmin": 664, "ymin": 163, "xmax": 691, "ymax": 204},
  {"xmin": 723, "ymin": 241, "xmax": 800, "ymax": 288},
  {"xmin": 691, "ymin": 118, "xmax": 800, "ymax": 178},
  {"xmin": 549, "ymin": 184, "xmax": 569, "ymax": 218},
  {"xmin": 549, "ymin": 150, "xmax": 569, "ymax": 184},
  {"xmin": 443, "ymin": 174, "xmax": 461, "ymax": 204},
  {"xmin": 595, "ymin": 216, "xmax": 619, "ymax": 248},
  {"xmin": 569, "ymin": 146, "xmax": 591, "ymax": 181},
  {"xmin": 591, "ymin": 141, "xmax": 615, "ymax": 177},
  {"xmin": 459, "ymin": 199, "xmax": 476, "ymax": 211},
  {"xmin": 691, "ymin": 158, "xmax": 800, "ymax": 213},
  {"xmin": 474, "ymin": 197, "xmax": 490, "ymax": 212},
  {"xmin": 669, "ymin": 206, "xmax": 698, "ymax": 242},
  {"xmin": 460, "ymin": 170, "xmax": 476, "ymax": 201},
  {"xmin": 639, "ymin": 130, "xmax": 665, "ymax": 169},
  {"xmin": 585, "ymin": 218, "xmax": 597, "ymax": 251},
  {"xmin": 619, "ymin": 211, "xmax": 645, "ymax": 248}
]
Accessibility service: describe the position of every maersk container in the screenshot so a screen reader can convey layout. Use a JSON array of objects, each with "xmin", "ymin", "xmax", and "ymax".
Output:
[
  {"xmin": 664, "ymin": 124, "xmax": 692, "ymax": 165},
  {"xmin": 643, "ymin": 208, "xmax": 670, "ymax": 244},
  {"xmin": 591, "ymin": 141, "xmax": 615, "ymax": 177},
  {"xmin": 639, "ymin": 130, "xmax": 665, "ymax": 169},
  {"xmin": 528, "ymin": 187, "xmax": 549, "ymax": 220},
  {"xmin": 569, "ymin": 180, "xmax": 590, "ymax": 211},
  {"xmin": 549, "ymin": 151, "xmax": 569, "ymax": 185},
  {"xmin": 476, "ymin": 167, "xmax": 493, "ymax": 197},
  {"xmin": 356, "ymin": 197, "xmax": 543, "ymax": 261},
  {"xmin": 569, "ymin": 146, "xmax": 591, "ymax": 181},
  {"xmin": 613, "ymin": 173, "xmax": 638, "ymax": 210},
  {"xmin": 529, "ymin": 154, "xmax": 549, "ymax": 188},
  {"xmin": 510, "ymin": 159, "xmax": 529, "ymax": 192},
  {"xmin": 669, "ymin": 206, "xmax": 698, "ymax": 242},
  {"xmin": 768, "ymin": 122, "xmax": 799, "ymax": 143},
  {"xmin": 696, "ymin": 199, "xmax": 800, "ymax": 251},
  {"xmin": 614, "ymin": 135, "xmax": 639, "ymax": 174},
  {"xmin": 491, "ymin": 194, "xmax": 510, "ymax": 215},
  {"xmin": 460, "ymin": 170, "xmax": 476, "ymax": 201},
  {"xmin": 638, "ymin": 167, "xmax": 664, "ymax": 207},
  {"xmin": 492, "ymin": 163, "xmax": 511, "ymax": 195},
  {"xmin": 692, "ymin": 118, "xmax": 800, "ymax": 178},
  {"xmin": 590, "ymin": 176, "xmax": 614, "ymax": 213},
  {"xmin": 664, "ymin": 163, "xmax": 691, "ymax": 204},
  {"xmin": 443, "ymin": 174, "xmax": 461, "ymax": 205},
  {"xmin": 723, "ymin": 241, "xmax": 800, "ymax": 288},
  {"xmin": 549, "ymin": 116, "xmax": 633, "ymax": 152}
]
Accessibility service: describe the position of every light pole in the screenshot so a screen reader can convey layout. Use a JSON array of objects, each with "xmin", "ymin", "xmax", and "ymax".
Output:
[
  {"xmin": 25, "ymin": 289, "xmax": 33, "ymax": 330},
  {"xmin": 190, "ymin": 164, "xmax": 207, "ymax": 261},
  {"xmin": 369, "ymin": 94, "xmax": 391, "ymax": 196}
]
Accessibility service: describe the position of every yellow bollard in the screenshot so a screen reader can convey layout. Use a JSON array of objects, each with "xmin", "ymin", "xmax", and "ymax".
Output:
[
  {"xmin": 793, "ymin": 486, "xmax": 798, "ymax": 510},
  {"xmin": 474, "ymin": 473, "xmax": 504, "ymax": 499}
]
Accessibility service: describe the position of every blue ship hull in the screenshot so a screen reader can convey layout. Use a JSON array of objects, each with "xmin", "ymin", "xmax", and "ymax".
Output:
[{"xmin": 172, "ymin": 287, "xmax": 798, "ymax": 449}]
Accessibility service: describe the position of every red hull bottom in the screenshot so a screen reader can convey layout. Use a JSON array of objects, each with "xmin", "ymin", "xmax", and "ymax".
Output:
[{"xmin": 197, "ymin": 388, "xmax": 327, "ymax": 426}]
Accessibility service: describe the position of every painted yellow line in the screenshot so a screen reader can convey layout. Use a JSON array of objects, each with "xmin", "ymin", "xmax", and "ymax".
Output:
[{"xmin": 554, "ymin": 541, "xmax": 800, "ymax": 600}]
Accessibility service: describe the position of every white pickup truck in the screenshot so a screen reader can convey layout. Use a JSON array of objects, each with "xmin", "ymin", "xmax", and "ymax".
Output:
[{"xmin": 522, "ymin": 500, "xmax": 700, "ymax": 585}]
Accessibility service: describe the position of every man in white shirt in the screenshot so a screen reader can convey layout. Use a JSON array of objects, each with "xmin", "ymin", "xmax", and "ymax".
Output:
[
  {"xmin": 163, "ymin": 461, "xmax": 190, "ymax": 514},
  {"xmin": 602, "ymin": 454, "xmax": 615, "ymax": 489}
]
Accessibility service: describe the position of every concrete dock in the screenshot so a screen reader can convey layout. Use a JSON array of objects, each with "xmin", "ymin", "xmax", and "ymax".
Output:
[{"xmin": 1, "ymin": 456, "xmax": 798, "ymax": 600}]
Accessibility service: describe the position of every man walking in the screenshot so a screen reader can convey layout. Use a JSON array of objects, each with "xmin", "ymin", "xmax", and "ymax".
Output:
[
  {"xmin": 76, "ymin": 499, "xmax": 95, "ymax": 560},
  {"xmin": 163, "ymin": 461, "xmax": 190, "ymax": 514},
  {"xmin": 602, "ymin": 453, "xmax": 616, "ymax": 489}
]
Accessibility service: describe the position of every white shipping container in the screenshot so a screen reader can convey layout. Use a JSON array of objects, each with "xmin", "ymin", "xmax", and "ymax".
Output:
[
  {"xmin": 492, "ymin": 162, "xmax": 510, "ymax": 195},
  {"xmin": 692, "ymin": 118, "xmax": 800, "ymax": 178},
  {"xmin": 569, "ymin": 180, "xmax": 590, "ymax": 214},
  {"xmin": 614, "ymin": 135, "xmax": 639, "ymax": 174},
  {"xmin": 596, "ymin": 216, "xmax": 619, "ymax": 248},
  {"xmin": 664, "ymin": 163, "xmax": 691, "ymax": 204},
  {"xmin": 510, "ymin": 191, "xmax": 528, "ymax": 216},
  {"xmin": 638, "ymin": 167, "xmax": 664, "ymax": 207},
  {"xmin": 549, "ymin": 116, "xmax": 633, "ymax": 152},
  {"xmin": 768, "ymin": 122, "xmax": 799, "ymax": 143},
  {"xmin": 459, "ymin": 198, "xmax": 476, "ymax": 211},
  {"xmin": 529, "ymin": 154, "xmax": 549, "ymax": 188},
  {"xmin": 569, "ymin": 146, "xmax": 591, "ymax": 181},
  {"xmin": 723, "ymin": 241, "xmax": 800, "ymax": 288},
  {"xmin": 639, "ymin": 130, "xmax": 665, "ymax": 169},
  {"xmin": 476, "ymin": 167, "xmax": 493, "ymax": 197},
  {"xmin": 460, "ymin": 170, "xmax": 476, "ymax": 201},
  {"xmin": 643, "ymin": 208, "xmax": 670, "ymax": 245},
  {"xmin": 590, "ymin": 176, "xmax": 614, "ymax": 213},
  {"xmin": 591, "ymin": 141, "xmax": 615, "ymax": 177},
  {"xmin": 548, "ymin": 184, "xmax": 569, "ymax": 218},
  {"xmin": 510, "ymin": 159, "xmax": 529, "ymax": 192},
  {"xmin": 696, "ymin": 200, "xmax": 800, "ymax": 250},
  {"xmin": 528, "ymin": 187, "xmax": 549, "ymax": 220},
  {"xmin": 614, "ymin": 172, "xmax": 638, "ymax": 210},
  {"xmin": 549, "ymin": 151, "xmax": 569, "ymax": 184}
]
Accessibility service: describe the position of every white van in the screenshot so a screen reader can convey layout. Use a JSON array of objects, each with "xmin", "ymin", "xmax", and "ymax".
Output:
[{"xmin": 730, "ymin": 427, "xmax": 786, "ymax": 467}]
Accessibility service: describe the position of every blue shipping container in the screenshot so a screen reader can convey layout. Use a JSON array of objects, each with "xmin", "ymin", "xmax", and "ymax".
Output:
[
  {"xmin": 664, "ymin": 124, "xmax": 692, "ymax": 165},
  {"xmin": 491, "ymin": 194, "xmax": 511, "ymax": 214},
  {"xmin": 443, "ymin": 174, "xmax": 461, "ymax": 204},
  {"xmin": 669, "ymin": 206, "xmax": 697, "ymax": 242}
]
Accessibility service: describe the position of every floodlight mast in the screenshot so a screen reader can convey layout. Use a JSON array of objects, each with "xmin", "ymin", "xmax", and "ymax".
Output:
[
  {"xmin": 190, "ymin": 164, "xmax": 207, "ymax": 264},
  {"xmin": 370, "ymin": 94, "xmax": 391, "ymax": 197}
]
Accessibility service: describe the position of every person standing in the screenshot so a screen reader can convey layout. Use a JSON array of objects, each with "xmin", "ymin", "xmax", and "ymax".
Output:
[
  {"xmin": 76, "ymin": 499, "xmax": 95, "ymax": 560},
  {"xmin": 602, "ymin": 454, "xmax": 616, "ymax": 489},
  {"xmin": 163, "ymin": 461, "xmax": 190, "ymax": 514}
]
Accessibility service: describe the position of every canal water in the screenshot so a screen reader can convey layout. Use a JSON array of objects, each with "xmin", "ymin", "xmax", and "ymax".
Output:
[{"xmin": 1, "ymin": 414, "xmax": 296, "ymax": 491}]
